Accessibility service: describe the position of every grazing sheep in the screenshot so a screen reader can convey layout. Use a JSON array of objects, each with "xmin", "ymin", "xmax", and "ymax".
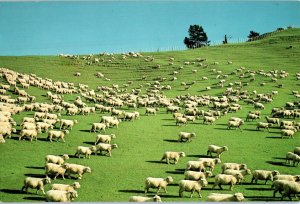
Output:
[
  {"xmin": 47, "ymin": 130, "xmax": 69, "ymax": 142},
  {"xmin": 75, "ymin": 146, "xmax": 97, "ymax": 159},
  {"xmin": 129, "ymin": 195, "xmax": 162, "ymax": 202},
  {"xmin": 272, "ymin": 180, "xmax": 291, "ymax": 197},
  {"xmin": 95, "ymin": 134, "xmax": 116, "ymax": 144},
  {"xmin": 176, "ymin": 116, "xmax": 187, "ymax": 126},
  {"xmin": 178, "ymin": 132, "xmax": 196, "ymax": 142},
  {"xmin": 223, "ymin": 169, "xmax": 252, "ymax": 184},
  {"xmin": 45, "ymin": 190, "xmax": 78, "ymax": 202},
  {"xmin": 21, "ymin": 177, "xmax": 51, "ymax": 194},
  {"xmin": 45, "ymin": 154, "xmax": 69, "ymax": 165},
  {"xmin": 51, "ymin": 182, "xmax": 80, "ymax": 191},
  {"xmin": 251, "ymin": 170, "xmax": 280, "ymax": 184},
  {"xmin": 198, "ymin": 158, "xmax": 221, "ymax": 172},
  {"xmin": 203, "ymin": 116, "xmax": 216, "ymax": 125},
  {"xmin": 60, "ymin": 119, "xmax": 78, "ymax": 130},
  {"xmin": 184, "ymin": 170, "xmax": 212, "ymax": 181},
  {"xmin": 186, "ymin": 160, "xmax": 209, "ymax": 172},
  {"xmin": 90, "ymin": 123, "xmax": 107, "ymax": 133},
  {"xmin": 227, "ymin": 120, "xmax": 244, "ymax": 130},
  {"xmin": 144, "ymin": 176, "xmax": 173, "ymax": 194},
  {"xmin": 206, "ymin": 193, "xmax": 244, "ymax": 202},
  {"xmin": 212, "ymin": 174, "xmax": 243, "ymax": 190},
  {"xmin": 286, "ymin": 152, "xmax": 300, "ymax": 166},
  {"xmin": 246, "ymin": 113, "xmax": 260, "ymax": 121},
  {"xmin": 145, "ymin": 108, "xmax": 159, "ymax": 116},
  {"xmin": 256, "ymin": 122, "xmax": 272, "ymax": 132},
  {"xmin": 221, "ymin": 163, "xmax": 247, "ymax": 173},
  {"xmin": 281, "ymin": 129, "xmax": 295, "ymax": 139},
  {"xmin": 281, "ymin": 181, "xmax": 300, "ymax": 201},
  {"xmin": 96, "ymin": 143, "xmax": 118, "ymax": 156},
  {"xmin": 207, "ymin": 145, "xmax": 228, "ymax": 158},
  {"xmin": 160, "ymin": 151, "xmax": 185, "ymax": 164},
  {"xmin": 254, "ymin": 102, "xmax": 265, "ymax": 109},
  {"xmin": 45, "ymin": 163, "xmax": 67, "ymax": 180},
  {"xmin": 64, "ymin": 163, "xmax": 91, "ymax": 180},
  {"xmin": 274, "ymin": 174, "xmax": 300, "ymax": 182},
  {"xmin": 294, "ymin": 147, "xmax": 300, "ymax": 155},
  {"xmin": 19, "ymin": 129, "xmax": 38, "ymax": 142},
  {"xmin": 178, "ymin": 178, "xmax": 208, "ymax": 198}
]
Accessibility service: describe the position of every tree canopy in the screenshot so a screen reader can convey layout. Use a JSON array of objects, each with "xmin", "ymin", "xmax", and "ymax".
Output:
[
  {"xmin": 247, "ymin": 30, "xmax": 260, "ymax": 41},
  {"xmin": 184, "ymin": 25, "xmax": 209, "ymax": 48}
]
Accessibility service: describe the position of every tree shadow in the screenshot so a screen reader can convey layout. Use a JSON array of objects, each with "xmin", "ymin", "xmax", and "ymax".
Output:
[
  {"xmin": 118, "ymin": 190, "xmax": 144, "ymax": 194},
  {"xmin": 266, "ymin": 161, "xmax": 289, "ymax": 167},
  {"xmin": 25, "ymin": 166, "xmax": 44, "ymax": 170},
  {"xmin": 0, "ymin": 189, "xmax": 25, "ymax": 195},
  {"xmin": 145, "ymin": 160, "xmax": 163, "ymax": 164},
  {"xmin": 24, "ymin": 173, "xmax": 46, "ymax": 178},
  {"xmin": 23, "ymin": 196, "xmax": 45, "ymax": 201},
  {"xmin": 163, "ymin": 139, "xmax": 179, "ymax": 143}
]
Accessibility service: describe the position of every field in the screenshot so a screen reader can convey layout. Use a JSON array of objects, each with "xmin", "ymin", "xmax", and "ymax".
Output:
[{"xmin": 0, "ymin": 28, "xmax": 300, "ymax": 202}]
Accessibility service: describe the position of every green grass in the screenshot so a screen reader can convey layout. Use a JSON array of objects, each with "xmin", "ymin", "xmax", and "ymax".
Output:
[{"xmin": 0, "ymin": 28, "xmax": 300, "ymax": 202}]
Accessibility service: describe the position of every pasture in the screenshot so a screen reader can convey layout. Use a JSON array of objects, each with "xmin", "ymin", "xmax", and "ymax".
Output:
[{"xmin": 0, "ymin": 28, "xmax": 299, "ymax": 202}]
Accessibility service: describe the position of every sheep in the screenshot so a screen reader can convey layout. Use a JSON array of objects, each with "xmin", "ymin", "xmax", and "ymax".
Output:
[
  {"xmin": 274, "ymin": 174, "xmax": 300, "ymax": 182},
  {"xmin": 251, "ymin": 170, "xmax": 280, "ymax": 184},
  {"xmin": 281, "ymin": 129, "xmax": 295, "ymax": 139},
  {"xmin": 281, "ymin": 181, "xmax": 300, "ymax": 201},
  {"xmin": 45, "ymin": 154, "xmax": 69, "ymax": 165},
  {"xmin": 186, "ymin": 160, "xmax": 209, "ymax": 172},
  {"xmin": 19, "ymin": 129, "xmax": 38, "ymax": 142},
  {"xmin": 286, "ymin": 152, "xmax": 300, "ymax": 166},
  {"xmin": 60, "ymin": 119, "xmax": 78, "ymax": 130},
  {"xmin": 256, "ymin": 122, "xmax": 272, "ymax": 132},
  {"xmin": 223, "ymin": 169, "xmax": 252, "ymax": 184},
  {"xmin": 21, "ymin": 176, "xmax": 51, "ymax": 195},
  {"xmin": 106, "ymin": 118, "xmax": 122, "ymax": 128},
  {"xmin": 206, "ymin": 193, "xmax": 245, "ymax": 202},
  {"xmin": 203, "ymin": 116, "xmax": 216, "ymax": 125},
  {"xmin": 45, "ymin": 163, "xmax": 67, "ymax": 180},
  {"xmin": 75, "ymin": 146, "xmax": 97, "ymax": 159},
  {"xmin": 145, "ymin": 107, "xmax": 159, "ymax": 116},
  {"xmin": 45, "ymin": 189, "xmax": 78, "ymax": 202},
  {"xmin": 95, "ymin": 143, "xmax": 118, "ymax": 156},
  {"xmin": 95, "ymin": 134, "xmax": 116, "ymax": 144},
  {"xmin": 51, "ymin": 182, "xmax": 80, "ymax": 191},
  {"xmin": 254, "ymin": 102, "xmax": 265, "ymax": 109},
  {"xmin": 212, "ymin": 174, "xmax": 243, "ymax": 190},
  {"xmin": 90, "ymin": 123, "xmax": 107, "ymax": 133},
  {"xmin": 160, "ymin": 151, "xmax": 185, "ymax": 164},
  {"xmin": 294, "ymin": 147, "xmax": 300, "ymax": 155},
  {"xmin": 144, "ymin": 176, "xmax": 173, "ymax": 194},
  {"xmin": 207, "ymin": 145, "xmax": 228, "ymax": 158},
  {"xmin": 280, "ymin": 120, "xmax": 294, "ymax": 127},
  {"xmin": 129, "ymin": 195, "xmax": 162, "ymax": 202},
  {"xmin": 246, "ymin": 113, "xmax": 260, "ymax": 121},
  {"xmin": 124, "ymin": 112, "xmax": 139, "ymax": 121},
  {"xmin": 36, "ymin": 122, "xmax": 53, "ymax": 132},
  {"xmin": 178, "ymin": 178, "xmax": 208, "ymax": 198},
  {"xmin": 221, "ymin": 163, "xmax": 247, "ymax": 173},
  {"xmin": 176, "ymin": 116, "xmax": 187, "ymax": 126},
  {"xmin": 178, "ymin": 132, "xmax": 196, "ymax": 142},
  {"xmin": 272, "ymin": 180, "xmax": 292, "ymax": 197},
  {"xmin": 0, "ymin": 126, "xmax": 16, "ymax": 138},
  {"xmin": 198, "ymin": 158, "xmax": 221, "ymax": 172},
  {"xmin": 64, "ymin": 163, "xmax": 91, "ymax": 180},
  {"xmin": 184, "ymin": 170, "xmax": 212, "ymax": 181},
  {"xmin": 227, "ymin": 120, "xmax": 244, "ymax": 130},
  {"xmin": 47, "ymin": 130, "xmax": 69, "ymax": 142},
  {"xmin": 0, "ymin": 134, "xmax": 5, "ymax": 143}
]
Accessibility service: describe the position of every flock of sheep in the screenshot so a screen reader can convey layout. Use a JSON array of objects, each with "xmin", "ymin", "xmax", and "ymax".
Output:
[{"xmin": 0, "ymin": 50, "xmax": 300, "ymax": 202}]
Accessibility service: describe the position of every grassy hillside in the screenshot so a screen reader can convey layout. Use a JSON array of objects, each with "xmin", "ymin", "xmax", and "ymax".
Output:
[{"xmin": 0, "ymin": 28, "xmax": 299, "ymax": 202}]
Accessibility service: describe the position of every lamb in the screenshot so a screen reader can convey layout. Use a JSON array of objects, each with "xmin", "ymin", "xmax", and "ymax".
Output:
[
  {"xmin": 45, "ymin": 190, "xmax": 78, "ymax": 202},
  {"xmin": 203, "ymin": 116, "xmax": 216, "ymax": 125},
  {"xmin": 95, "ymin": 143, "xmax": 118, "ymax": 156},
  {"xmin": 47, "ymin": 130, "xmax": 69, "ymax": 142},
  {"xmin": 221, "ymin": 163, "xmax": 247, "ymax": 173},
  {"xmin": 90, "ymin": 123, "xmax": 107, "ymax": 133},
  {"xmin": 60, "ymin": 119, "xmax": 78, "ymax": 130},
  {"xmin": 184, "ymin": 170, "xmax": 212, "ymax": 181},
  {"xmin": 51, "ymin": 182, "xmax": 80, "ymax": 192},
  {"xmin": 129, "ymin": 195, "xmax": 162, "ymax": 202},
  {"xmin": 45, "ymin": 163, "xmax": 67, "ymax": 180},
  {"xmin": 294, "ymin": 147, "xmax": 300, "ymax": 155},
  {"xmin": 198, "ymin": 158, "xmax": 221, "ymax": 172},
  {"xmin": 21, "ymin": 176, "xmax": 51, "ymax": 195},
  {"xmin": 178, "ymin": 132, "xmax": 196, "ymax": 142},
  {"xmin": 206, "ymin": 192, "xmax": 244, "ymax": 202},
  {"xmin": 227, "ymin": 120, "xmax": 244, "ymax": 130},
  {"xmin": 160, "ymin": 151, "xmax": 185, "ymax": 164},
  {"xmin": 251, "ymin": 170, "xmax": 280, "ymax": 184},
  {"xmin": 144, "ymin": 176, "xmax": 173, "ymax": 194},
  {"xmin": 281, "ymin": 129, "xmax": 295, "ymax": 139},
  {"xmin": 64, "ymin": 163, "xmax": 91, "ymax": 180},
  {"xmin": 246, "ymin": 113, "xmax": 260, "ymax": 121},
  {"xmin": 45, "ymin": 154, "xmax": 69, "ymax": 165},
  {"xmin": 75, "ymin": 146, "xmax": 97, "ymax": 159},
  {"xmin": 95, "ymin": 134, "xmax": 116, "ymax": 144},
  {"xmin": 281, "ymin": 181, "xmax": 300, "ymax": 201},
  {"xmin": 212, "ymin": 174, "xmax": 243, "ymax": 190},
  {"xmin": 19, "ymin": 129, "xmax": 38, "ymax": 142},
  {"xmin": 186, "ymin": 160, "xmax": 209, "ymax": 172},
  {"xmin": 178, "ymin": 178, "xmax": 208, "ymax": 198},
  {"xmin": 207, "ymin": 145, "xmax": 228, "ymax": 158},
  {"xmin": 286, "ymin": 152, "xmax": 300, "ymax": 166},
  {"xmin": 256, "ymin": 122, "xmax": 272, "ymax": 132},
  {"xmin": 145, "ymin": 108, "xmax": 159, "ymax": 116}
]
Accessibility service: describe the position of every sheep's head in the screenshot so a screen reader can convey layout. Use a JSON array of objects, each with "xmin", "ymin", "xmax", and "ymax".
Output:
[
  {"xmin": 62, "ymin": 154, "xmax": 69, "ymax": 160},
  {"xmin": 240, "ymin": 164, "xmax": 247, "ymax": 169},
  {"xmin": 153, "ymin": 195, "xmax": 162, "ymax": 202},
  {"xmin": 74, "ymin": 120, "xmax": 78, "ymax": 124},
  {"xmin": 205, "ymin": 171, "xmax": 213, "ymax": 178},
  {"xmin": 223, "ymin": 146, "xmax": 229, "ymax": 151},
  {"xmin": 90, "ymin": 146, "xmax": 97, "ymax": 152},
  {"xmin": 294, "ymin": 175, "xmax": 300, "ymax": 182},
  {"xmin": 179, "ymin": 152, "xmax": 186, "ymax": 157},
  {"xmin": 234, "ymin": 193, "xmax": 244, "ymax": 202},
  {"xmin": 112, "ymin": 144, "xmax": 118, "ymax": 149},
  {"xmin": 12, "ymin": 128, "xmax": 17, "ymax": 133},
  {"xmin": 44, "ymin": 176, "xmax": 51, "ymax": 184},
  {"xmin": 235, "ymin": 174, "xmax": 244, "ymax": 182},
  {"xmin": 69, "ymin": 190, "xmax": 78, "ymax": 200},
  {"xmin": 245, "ymin": 168, "xmax": 252, "ymax": 175},
  {"xmin": 191, "ymin": 133, "xmax": 196, "ymax": 137},
  {"xmin": 63, "ymin": 130, "xmax": 70, "ymax": 135},
  {"xmin": 73, "ymin": 182, "xmax": 81, "ymax": 189},
  {"xmin": 111, "ymin": 134, "xmax": 116, "ymax": 139},
  {"xmin": 272, "ymin": 170, "xmax": 280, "ymax": 176},
  {"xmin": 214, "ymin": 158, "xmax": 222, "ymax": 164},
  {"xmin": 84, "ymin": 167, "xmax": 92, "ymax": 173},
  {"xmin": 199, "ymin": 178, "xmax": 208, "ymax": 187},
  {"xmin": 165, "ymin": 176, "xmax": 173, "ymax": 184}
]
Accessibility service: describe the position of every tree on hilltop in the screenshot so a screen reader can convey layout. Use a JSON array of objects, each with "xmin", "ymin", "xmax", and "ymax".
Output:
[
  {"xmin": 247, "ymin": 30, "xmax": 260, "ymax": 41},
  {"xmin": 184, "ymin": 25, "xmax": 210, "ymax": 48}
]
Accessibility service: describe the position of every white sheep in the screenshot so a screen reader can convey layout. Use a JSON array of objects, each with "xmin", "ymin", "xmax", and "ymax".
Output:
[
  {"xmin": 186, "ymin": 160, "xmax": 209, "ymax": 172},
  {"xmin": 176, "ymin": 116, "xmax": 187, "ymax": 126},
  {"xmin": 45, "ymin": 189, "xmax": 78, "ymax": 202},
  {"xmin": 145, "ymin": 108, "xmax": 159, "ymax": 116},
  {"xmin": 294, "ymin": 147, "xmax": 300, "ymax": 155},
  {"xmin": 271, "ymin": 179, "xmax": 291, "ymax": 197},
  {"xmin": 64, "ymin": 163, "xmax": 91, "ymax": 180},
  {"xmin": 212, "ymin": 174, "xmax": 243, "ymax": 190},
  {"xmin": 178, "ymin": 132, "xmax": 196, "ymax": 142},
  {"xmin": 96, "ymin": 143, "xmax": 118, "ymax": 156},
  {"xmin": 75, "ymin": 146, "xmax": 97, "ymax": 159},
  {"xmin": 95, "ymin": 134, "xmax": 116, "ymax": 144},
  {"xmin": 45, "ymin": 154, "xmax": 69, "ymax": 165},
  {"xmin": 251, "ymin": 170, "xmax": 280, "ymax": 184},
  {"xmin": 0, "ymin": 126, "xmax": 16, "ymax": 138},
  {"xmin": 256, "ymin": 122, "xmax": 272, "ymax": 132},
  {"xmin": 207, "ymin": 145, "xmax": 228, "ymax": 158},
  {"xmin": 19, "ymin": 129, "xmax": 38, "ymax": 142},
  {"xmin": 45, "ymin": 163, "xmax": 67, "ymax": 180},
  {"xmin": 21, "ymin": 176, "xmax": 51, "ymax": 194},
  {"xmin": 0, "ymin": 134, "xmax": 5, "ymax": 144},
  {"xmin": 90, "ymin": 123, "xmax": 107, "ymax": 133},
  {"xmin": 198, "ymin": 158, "xmax": 221, "ymax": 172},
  {"xmin": 160, "ymin": 151, "xmax": 185, "ymax": 164},
  {"xmin": 206, "ymin": 193, "xmax": 244, "ymax": 202},
  {"xmin": 227, "ymin": 120, "xmax": 244, "ymax": 130},
  {"xmin": 184, "ymin": 170, "xmax": 212, "ymax": 181},
  {"xmin": 281, "ymin": 181, "xmax": 300, "ymax": 201},
  {"xmin": 246, "ymin": 113, "xmax": 260, "ymax": 121},
  {"xmin": 286, "ymin": 152, "xmax": 300, "ymax": 166},
  {"xmin": 144, "ymin": 176, "xmax": 173, "ymax": 194},
  {"xmin": 51, "ymin": 182, "xmax": 80, "ymax": 191},
  {"xmin": 47, "ymin": 130, "xmax": 69, "ymax": 142},
  {"xmin": 203, "ymin": 116, "xmax": 216, "ymax": 125},
  {"xmin": 129, "ymin": 195, "xmax": 162, "ymax": 202},
  {"xmin": 221, "ymin": 163, "xmax": 247, "ymax": 173},
  {"xmin": 281, "ymin": 129, "xmax": 295, "ymax": 139},
  {"xmin": 254, "ymin": 102, "xmax": 265, "ymax": 109},
  {"xmin": 265, "ymin": 116, "xmax": 280, "ymax": 126},
  {"xmin": 178, "ymin": 178, "xmax": 208, "ymax": 198},
  {"xmin": 60, "ymin": 119, "xmax": 78, "ymax": 130},
  {"xmin": 223, "ymin": 169, "xmax": 252, "ymax": 184}
]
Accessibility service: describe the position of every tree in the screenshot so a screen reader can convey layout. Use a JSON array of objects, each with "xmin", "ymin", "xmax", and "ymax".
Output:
[
  {"xmin": 184, "ymin": 25, "xmax": 209, "ymax": 48},
  {"xmin": 247, "ymin": 30, "xmax": 260, "ymax": 41},
  {"xmin": 222, "ymin": 35, "xmax": 228, "ymax": 44}
]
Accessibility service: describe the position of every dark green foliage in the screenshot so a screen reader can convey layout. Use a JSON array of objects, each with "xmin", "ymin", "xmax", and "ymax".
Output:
[{"xmin": 184, "ymin": 25, "xmax": 210, "ymax": 48}]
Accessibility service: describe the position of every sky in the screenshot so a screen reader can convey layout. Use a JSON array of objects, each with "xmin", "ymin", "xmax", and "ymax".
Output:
[{"xmin": 0, "ymin": 1, "xmax": 299, "ymax": 55}]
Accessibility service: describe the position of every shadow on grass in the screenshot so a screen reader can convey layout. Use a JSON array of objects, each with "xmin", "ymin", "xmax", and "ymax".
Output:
[
  {"xmin": 68, "ymin": 155, "xmax": 78, "ymax": 159},
  {"xmin": 145, "ymin": 160, "xmax": 163, "ymax": 164},
  {"xmin": 272, "ymin": 157, "xmax": 286, "ymax": 160},
  {"xmin": 244, "ymin": 128, "xmax": 260, "ymax": 132},
  {"xmin": 266, "ymin": 161, "xmax": 289, "ymax": 167},
  {"xmin": 118, "ymin": 190, "xmax": 144, "ymax": 194},
  {"xmin": 165, "ymin": 170, "xmax": 184, "ymax": 175},
  {"xmin": 0, "ymin": 189, "xmax": 24, "ymax": 195},
  {"xmin": 213, "ymin": 127, "xmax": 229, "ymax": 130},
  {"xmin": 162, "ymin": 124, "xmax": 177, "ymax": 127},
  {"xmin": 159, "ymin": 194, "xmax": 180, "ymax": 198},
  {"xmin": 187, "ymin": 154, "xmax": 211, "ymax": 158},
  {"xmin": 175, "ymin": 168, "xmax": 185, "ymax": 172},
  {"xmin": 163, "ymin": 139, "xmax": 179, "ymax": 143},
  {"xmin": 23, "ymin": 196, "xmax": 45, "ymax": 201},
  {"xmin": 25, "ymin": 166, "xmax": 44, "ymax": 170},
  {"xmin": 161, "ymin": 118, "xmax": 174, "ymax": 121},
  {"xmin": 265, "ymin": 136, "xmax": 281, "ymax": 139},
  {"xmin": 24, "ymin": 173, "xmax": 45, "ymax": 178},
  {"xmin": 168, "ymin": 183, "xmax": 179, "ymax": 187},
  {"xmin": 83, "ymin": 141, "xmax": 95, "ymax": 145},
  {"xmin": 245, "ymin": 187, "xmax": 273, "ymax": 191},
  {"xmin": 38, "ymin": 138, "xmax": 49, "ymax": 142},
  {"xmin": 244, "ymin": 195, "xmax": 278, "ymax": 201},
  {"xmin": 79, "ymin": 130, "xmax": 91, "ymax": 133}
]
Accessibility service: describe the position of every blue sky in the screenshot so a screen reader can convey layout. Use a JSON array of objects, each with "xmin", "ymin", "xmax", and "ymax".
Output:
[{"xmin": 0, "ymin": 1, "xmax": 299, "ymax": 55}]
